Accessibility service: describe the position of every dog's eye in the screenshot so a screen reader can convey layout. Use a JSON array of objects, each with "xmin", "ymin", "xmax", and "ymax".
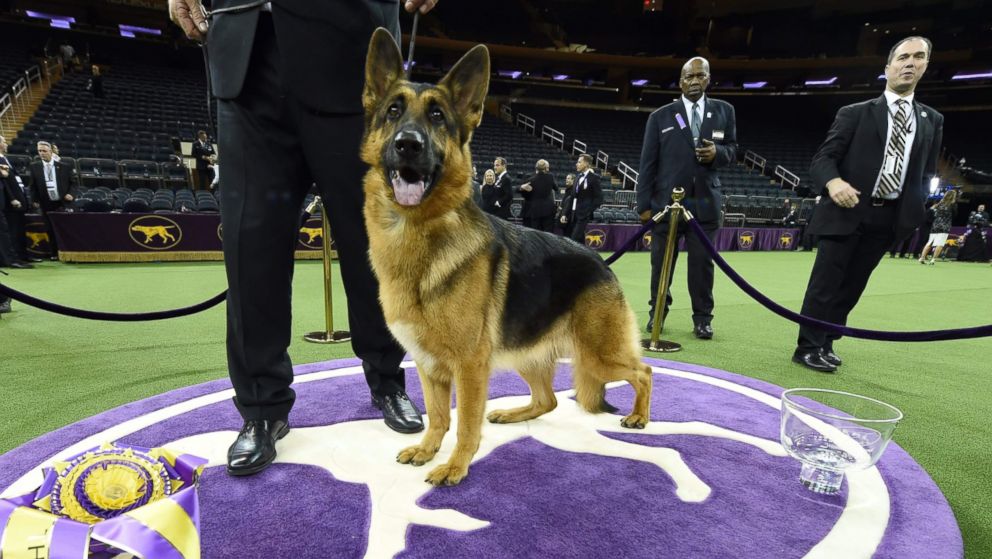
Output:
[
  {"xmin": 386, "ymin": 103, "xmax": 403, "ymax": 120},
  {"xmin": 429, "ymin": 107, "xmax": 445, "ymax": 123}
]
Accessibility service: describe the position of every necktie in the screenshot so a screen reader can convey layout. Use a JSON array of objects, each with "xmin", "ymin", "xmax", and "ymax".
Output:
[
  {"xmin": 876, "ymin": 100, "xmax": 909, "ymax": 197},
  {"xmin": 691, "ymin": 102, "xmax": 701, "ymax": 146},
  {"xmin": 46, "ymin": 163, "xmax": 54, "ymax": 182}
]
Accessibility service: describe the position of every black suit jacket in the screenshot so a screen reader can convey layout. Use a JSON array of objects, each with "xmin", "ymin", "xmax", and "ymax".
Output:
[
  {"xmin": 809, "ymin": 95, "xmax": 943, "ymax": 241},
  {"xmin": 519, "ymin": 172, "xmax": 556, "ymax": 218},
  {"xmin": 482, "ymin": 172, "xmax": 513, "ymax": 218},
  {"xmin": 636, "ymin": 96, "xmax": 737, "ymax": 224},
  {"xmin": 1, "ymin": 155, "xmax": 28, "ymax": 212},
  {"xmin": 191, "ymin": 140, "xmax": 215, "ymax": 171},
  {"xmin": 206, "ymin": 0, "xmax": 400, "ymax": 113},
  {"xmin": 29, "ymin": 160, "xmax": 74, "ymax": 212},
  {"xmin": 560, "ymin": 171, "xmax": 603, "ymax": 221}
]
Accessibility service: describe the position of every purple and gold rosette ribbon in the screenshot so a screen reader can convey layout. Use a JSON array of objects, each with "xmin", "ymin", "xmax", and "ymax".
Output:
[{"xmin": 0, "ymin": 442, "xmax": 207, "ymax": 559}]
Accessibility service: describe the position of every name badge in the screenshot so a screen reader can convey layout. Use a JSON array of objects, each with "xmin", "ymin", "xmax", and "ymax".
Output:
[
  {"xmin": 712, "ymin": 130, "xmax": 725, "ymax": 140},
  {"xmin": 46, "ymin": 179, "xmax": 57, "ymax": 188},
  {"xmin": 675, "ymin": 113, "xmax": 687, "ymax": 130},
  {"xmin": 661, "ymin": 126, "xmax": 674, "ymax": 134}
]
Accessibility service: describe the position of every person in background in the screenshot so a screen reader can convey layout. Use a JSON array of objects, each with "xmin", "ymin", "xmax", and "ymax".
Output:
[
  {"xmin": 489, "ymin": 157, "xmax": 513, "ymax": 219},
  {"xmin": 918, "ymin": 190, "xmax": 956, "ymax": 265},
  {"xmin": 89, "ymin": 65, "xmax": 104, "ymax": 99},
  {"xmin": 191, "ymin": 130, "xmax": 215, "ymax": 191},
  {"xmin": 794, "ymin": 36, "xmax": 943, "ymax": 373},
  {"xmin": 29, "ymin": 141, "xmax": 74, "ymax": 259},
  {"xmin": 518, "ymin": 159, "xmax": 557, "ymax": 232},
  {"xmin": 480, "ymin": 168, "xmax": 499, "ymax": 215},
  {"xmin": 636, "ymin": 56, "xmax": 737, "ymax": 339},
  {"xmin": 560, "ymin": 154, "xmax": 603, "ymax": 244}
]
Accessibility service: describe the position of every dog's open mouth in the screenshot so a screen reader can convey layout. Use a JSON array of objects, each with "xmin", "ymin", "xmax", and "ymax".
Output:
[{"xmin": 389, "ymin": 167, "xmax": 435, "ymax": 206}]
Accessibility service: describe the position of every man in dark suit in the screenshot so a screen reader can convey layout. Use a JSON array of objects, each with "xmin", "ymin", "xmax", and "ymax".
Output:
[
  {"xmin": 794, "ymin": 36, "xmax": 942, "ymax": 373},
  {"xmin": 169, "ymin": 0, "xmax": 437, "ymax": 476},
  {"xmin": 29, "ymin": 141, "xmax": 74, "ymax": 259},
  {"xmin": 1, "ymin": 135, "xmax": 34, "ymax": 267},
  {"xmin": 636, "ymin": 57, "xmax": 737, "ymax": 339},
  {"xmin": 560, "ymin": 154, "xmax": 604, "ymax": 243},
  {"xmin": 190, "ymin": 130, "xmax": 215, "ymax": 190},
  {"xmin": 518, "ymin": 159, "xmax": 557, "ymax": 232},
  {"xmin": 490, "ymin": 157, "xmax": 513, "ymax": 219}
]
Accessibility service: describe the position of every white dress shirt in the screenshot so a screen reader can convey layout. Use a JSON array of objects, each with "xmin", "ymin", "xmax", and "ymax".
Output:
[{"xmin": 872, "ymin": 90, "xmax": 917, "ymax": 199}]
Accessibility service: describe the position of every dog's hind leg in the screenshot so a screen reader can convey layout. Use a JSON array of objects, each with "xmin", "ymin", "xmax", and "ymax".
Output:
[
  {"xmin": 425, "ymin": 359, "xmax": 490, "ymax": 486},
  {"xmin": 486, "ymin": 360, "xmax": 557, "ymax": 424},
  {"xmin": 571, "ymin": 288, "xmax": 653, "ymax": 428},
  {"xmin": 398, "ymin": 365, "xmax": 452, "ymax": 467}
]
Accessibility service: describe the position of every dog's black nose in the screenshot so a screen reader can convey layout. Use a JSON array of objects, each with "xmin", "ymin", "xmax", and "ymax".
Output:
[{"xmin": 393, "ymin": 130, "xmax": 425, "ymax": 159}]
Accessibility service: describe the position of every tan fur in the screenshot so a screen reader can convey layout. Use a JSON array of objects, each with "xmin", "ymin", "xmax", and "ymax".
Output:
[{"xmin": 360, "ymin": 29, "xmax": 652, "ymax": 486}]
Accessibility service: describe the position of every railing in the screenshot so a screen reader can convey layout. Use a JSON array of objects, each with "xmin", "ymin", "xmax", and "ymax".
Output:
[
  {"xmin": 572, "ymin": 139, "xmax": 587, "ymax": 155},
  {"xmin": 0, "ymin": 94, "xmax": 12, "ymax": 136},
  {"xmin": 11, "ymin": 78, "xmax": 27, "ymax": 111},
  {"xmin": 744, "ymin": 150, "xmax": 766, "ymax": 174},
  {"xmin": 541, "ymin": 125, "xmax": 564, "ymax": 150},
  {"xmin": 516, "ymin": 113, "xmax": 536, "ymax": 135},
  {"xmin": 723, "ymin": 212, "xmax": 746, "ymax": 227},
  {"xmin": 617, "ymin": 161, "xmax": 638, "ymax": 189},
  {"xmin": 596, "ymin": 150, "xmax": 608, "ymax": 171},
  {"xmin": 613, "ymin": 190, "xmax": 636, "ymax": 208},
  {"xmin": 773, "ymin": 165, "xmax": 800, "ymax": 190},
  {"xmin": 798, "ymin": 198, "xmax": 817, "ymax": 224},
  {"xmin": 499, "ymin": 104, "xmax": 513, "ymax": 123},
  {"xmin": 25, "ymin": 65, "xmax": 42, "ymax": 88}
]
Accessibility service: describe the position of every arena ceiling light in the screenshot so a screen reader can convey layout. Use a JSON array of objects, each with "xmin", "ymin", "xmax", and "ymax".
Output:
[
  {"xmin": 119, "ymin": 24, "xmax": 162, "ymax": 38},
  {"xmin": 26, "ymin": 10, "xmax": 75, "ymax": 22},
  {"xmin": 552, "ymin": 74, "xmax": 569, "ymax": 81},
  {"xmin": 951, "ymin": 71, "xmax": 992, "ymax": 80},
  {"xmin": 805, "ymin": 77, "xmax": 837, "ymax": 86},
  {"xmin": 742, "ymin": 81, "xmax": 767, "ymax": 89},
  {"xmin": 630, "ymin": 79, "xmax": 649, "ymax": 86}
]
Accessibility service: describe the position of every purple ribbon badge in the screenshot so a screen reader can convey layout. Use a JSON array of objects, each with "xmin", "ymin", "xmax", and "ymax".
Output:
[{"xmin": 675, "ymin": 113, "xmax": 687, "ymax": 130}]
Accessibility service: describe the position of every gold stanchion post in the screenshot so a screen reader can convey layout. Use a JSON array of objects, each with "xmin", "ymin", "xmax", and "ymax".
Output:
[
  {"xmin": 642, "ymin": 187, "xmax": 686, "ymax": 353},
  {"xmin": 304, "ymin": 197, "xmax": 351, "ymax": 344}
]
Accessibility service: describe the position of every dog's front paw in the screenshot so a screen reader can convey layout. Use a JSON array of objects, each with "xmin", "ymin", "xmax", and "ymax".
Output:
[
  {"xmin": 397, "ymin": 445, "xmax": 437, "ymax": 466},
  {"xmin": 425, "ymin": 462, "xmax": 468, "ymax": 486},
  {"xmin": 620, "ymin": 414, "xmax": 648, "ymax": 429}
]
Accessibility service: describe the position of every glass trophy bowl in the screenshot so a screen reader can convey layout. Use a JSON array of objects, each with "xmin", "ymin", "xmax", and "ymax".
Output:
[{"xmin": 780, "ymin": 388, "xmax": 903, "ymax": 495}]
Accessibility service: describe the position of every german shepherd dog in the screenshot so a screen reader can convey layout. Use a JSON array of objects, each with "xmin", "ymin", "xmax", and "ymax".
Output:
[{"xmin": 361, "ymin": 29, "xmax": 653, "ymax": 486}]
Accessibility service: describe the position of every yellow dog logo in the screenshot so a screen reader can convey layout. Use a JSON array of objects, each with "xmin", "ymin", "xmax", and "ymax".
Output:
[
  {"xmin": 585, "ymin": 229, "xmax": 607, "ymax": 249},
  {"xmin": 738, "ymin": 232, "xmax": 755, "ymax": 249},
  {"xmin": 779, "ymin": 233, "xmax": 793, "ymax": 248},
  {"xmin": 128, "ymin": 216, "xmax": 182, "ymax": 250},
  {"xmin": 26, "ymin": 231, "xmax": 50, "ymax": 248},
  {"xmin": 131, "ymin": 225, "xmax": 177, "ymax": 244},
  {"xmin": 300, "ymin": 227, "xmax": 323, "ymax": 244}
]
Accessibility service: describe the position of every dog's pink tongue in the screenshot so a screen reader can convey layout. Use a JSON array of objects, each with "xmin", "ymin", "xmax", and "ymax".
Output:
[{"xmin": 392, "ymin": 176, "xmax": 426, "ymax": 206}]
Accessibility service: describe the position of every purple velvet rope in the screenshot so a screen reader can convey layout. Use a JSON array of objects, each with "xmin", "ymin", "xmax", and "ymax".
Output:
[
  {"xmin": 603, "ymin": 221, "xmax": 655, "ymax": 266},
  {"xmin": 684, "ymin": 216, "xmax": 992, "ymax": 342},
  {"xmin": 0, "ymin": 282, "xmax": 227, "ymax": 322}
]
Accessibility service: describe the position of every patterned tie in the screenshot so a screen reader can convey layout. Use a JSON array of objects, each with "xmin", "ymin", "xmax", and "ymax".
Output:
[
  {"xmin": 876, "ymin": 100, "xmax": 909, "ymax": 197},
  {"xmin": 690, "ymin": 102, "xmax": 701, "ymax": 147}
]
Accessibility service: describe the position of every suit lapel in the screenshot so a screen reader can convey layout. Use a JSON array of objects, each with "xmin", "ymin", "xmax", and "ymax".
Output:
[
  {"xmin": 871, "ymin": 95, "xmax": 888, "ymax": 144},
  {"xmin": 910, "ymin": 101, "xmax": 928, "ymax": 156},
  {"xmin": 672, "ymin": 103, "xmax": 696, "ymax": 150}
]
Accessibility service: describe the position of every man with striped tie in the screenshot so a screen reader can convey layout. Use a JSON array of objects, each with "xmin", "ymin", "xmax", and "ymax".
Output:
[{"xmin": 793, "ymin": 36, "xmax": 943, "ymax": 373}]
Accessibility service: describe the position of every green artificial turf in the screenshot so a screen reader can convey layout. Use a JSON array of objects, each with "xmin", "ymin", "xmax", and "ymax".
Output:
[{"xmin": 1, "ymin": 252, "xmax": 990, "ymax": 556}]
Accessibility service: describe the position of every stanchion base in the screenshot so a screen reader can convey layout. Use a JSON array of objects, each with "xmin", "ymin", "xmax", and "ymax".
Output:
[
  {"xmin": 304, "ymin": 331, "xmax": 352, "ymax": 344},
  {"xmin": 641, "ymin": 338, "xmax": 682, "ymax": 353}
]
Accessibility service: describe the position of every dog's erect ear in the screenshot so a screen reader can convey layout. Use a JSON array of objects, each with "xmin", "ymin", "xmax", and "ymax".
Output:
[
  {"xmin": 439, "ymin": 44, "xmax": 490, "ymax": 128},
  {"xmin": 363, "ymin": 28, "xmax": 405, "ymax": 112}
]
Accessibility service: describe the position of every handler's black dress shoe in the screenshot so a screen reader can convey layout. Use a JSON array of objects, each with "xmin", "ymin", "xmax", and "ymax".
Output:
[
  {"xmin": 372, "ymin": 391, "xmax": 425, "ymax": 434},
  {"xmin": 820, "ymin": 348, "xmax": 842, "ymax": 367},
  {"xmin": 226, "ymin": 419, "xmax": 289, "ymax": 477},
  {"xmin": 693, "ymin": 323, "xmax": 714, "ymax": 340},
  {"xmin": 0, "ymin": 300, "xmax": 10, "ymax": 314},
  {"xmin": 26, "ymin": 257, "xmax": 43, "ymax": 263},
  {"xmin": 792, "ymin": 349, "xmax": 837, "ymax": 373},
  {"xmin": 9, "ymin": 261, "xmax": 32, "ymax": 269}
]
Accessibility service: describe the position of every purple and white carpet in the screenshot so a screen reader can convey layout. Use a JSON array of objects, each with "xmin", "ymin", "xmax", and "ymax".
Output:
[{"xmin": 0, "ymin": 358, "xmax": 961, "ymax": 558}]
